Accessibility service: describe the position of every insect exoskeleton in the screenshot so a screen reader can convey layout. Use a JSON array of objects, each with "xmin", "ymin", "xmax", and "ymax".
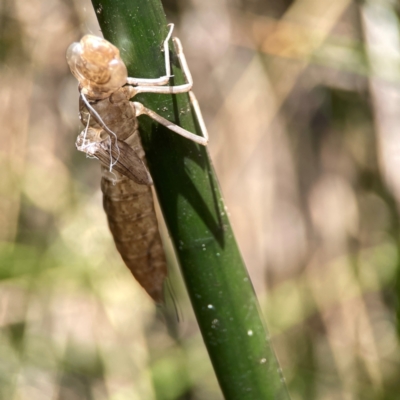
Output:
[
  {"xmin": 66, "ymin": 35, "xmax": 128, "ymax": 98},
  {"xmin": 66, "ymin": 25, "xmax": 208, "ymax": 302}
]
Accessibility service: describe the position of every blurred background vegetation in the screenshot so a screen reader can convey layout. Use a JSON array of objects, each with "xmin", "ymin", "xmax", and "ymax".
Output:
[{"xmin": 1, "ymin": 0, "xmax": 400, "ymax": 398}]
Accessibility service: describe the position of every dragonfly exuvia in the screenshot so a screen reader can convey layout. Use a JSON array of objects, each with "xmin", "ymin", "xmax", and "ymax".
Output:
[{"xmin": 66, "ymin": 25, "xmax": 208, "ymax": 302}]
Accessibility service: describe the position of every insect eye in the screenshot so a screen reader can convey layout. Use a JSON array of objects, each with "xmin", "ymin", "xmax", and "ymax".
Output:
[{"xmin": 81, "ymin": 35, "xmax": 118, "ymax": 64}]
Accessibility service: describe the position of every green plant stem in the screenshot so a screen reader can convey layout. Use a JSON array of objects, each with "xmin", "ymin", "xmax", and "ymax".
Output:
[{"xmin": 90, "ymin": 0, "xmax": 290, "ymax": 398}]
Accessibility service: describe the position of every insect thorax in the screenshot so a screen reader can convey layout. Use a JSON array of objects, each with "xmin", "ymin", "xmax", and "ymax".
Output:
[{"xmin": 79, "ymin": 87, "xmax": 138, "ymax": 143}]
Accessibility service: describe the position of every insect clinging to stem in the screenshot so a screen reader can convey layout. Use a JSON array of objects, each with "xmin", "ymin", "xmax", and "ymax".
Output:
[{"xmin": 66, "ymin": 24, "xmax": 208, "ymax": 303}]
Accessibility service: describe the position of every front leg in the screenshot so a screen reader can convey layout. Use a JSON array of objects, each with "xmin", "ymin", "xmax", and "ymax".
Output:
[
  {"xmin": 126, "ymin": 24, "xmax": 174, "ymax": 87},
  {"xmin": 126, "ymin": 37, "xmax": 193, "ymax": 98}
]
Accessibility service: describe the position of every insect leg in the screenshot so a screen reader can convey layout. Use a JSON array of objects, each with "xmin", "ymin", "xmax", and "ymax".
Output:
[
  {"xmin": 127, "ymin": 36, "xmax": 193, "ymax": 96},
  {"xmin": 126, "ymin": 24, "xmax": 174, "ymax": 87},
  {"xmin": 133, "ymin": 100, "xmax": 208, "ymax": 146},
  {"xmin": 188, "ymin": 91, "xmax": 209, "ymax": 143}
]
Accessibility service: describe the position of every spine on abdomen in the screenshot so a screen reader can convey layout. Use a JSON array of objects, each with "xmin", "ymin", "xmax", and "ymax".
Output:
[{"xmin": 101, "ymin": 169, "xmax": 167, "ymax": 303}]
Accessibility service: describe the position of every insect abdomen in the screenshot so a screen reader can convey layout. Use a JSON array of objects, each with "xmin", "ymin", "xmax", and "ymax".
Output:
[{"xmin": 101, "ymin": 170, "xmax": 167, "ymax": 303}]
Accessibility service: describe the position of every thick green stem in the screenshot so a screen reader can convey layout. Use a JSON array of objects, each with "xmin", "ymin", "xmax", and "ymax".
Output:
[{"xmin": 90, "ymin": 0, "xmax": 289, "ymax": 398}]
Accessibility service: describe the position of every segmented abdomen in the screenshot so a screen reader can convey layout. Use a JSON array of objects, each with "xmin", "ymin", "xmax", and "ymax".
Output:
[
  {"xmin": 99, "ymin": 122, "xmax": 167, "ymax": 303},
  {"xmin": 101, "ymin": 169, "xmax": 167, "ymax": 303}
]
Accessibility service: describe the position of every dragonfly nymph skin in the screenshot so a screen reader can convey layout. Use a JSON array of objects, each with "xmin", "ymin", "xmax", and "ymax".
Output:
[{"xmin": 67, "ymin": 26, "xmax": 208, "ymax": 303}]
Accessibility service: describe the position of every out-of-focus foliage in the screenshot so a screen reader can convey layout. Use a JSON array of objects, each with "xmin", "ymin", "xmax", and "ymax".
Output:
[{"xmin": 1, "ymin": 0, "xmax": 400, "ymax": 399}]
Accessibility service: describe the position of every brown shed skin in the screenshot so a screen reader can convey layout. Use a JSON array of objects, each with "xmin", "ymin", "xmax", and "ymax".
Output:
[{"xmin": 78, "ymin": 89, "xmax": 167, "ymax": 303}]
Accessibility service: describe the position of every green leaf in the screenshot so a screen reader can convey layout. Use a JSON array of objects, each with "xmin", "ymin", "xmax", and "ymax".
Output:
[{"xmin": 91, "ymin": 0, "xmax": 290, "ymax": 398}]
